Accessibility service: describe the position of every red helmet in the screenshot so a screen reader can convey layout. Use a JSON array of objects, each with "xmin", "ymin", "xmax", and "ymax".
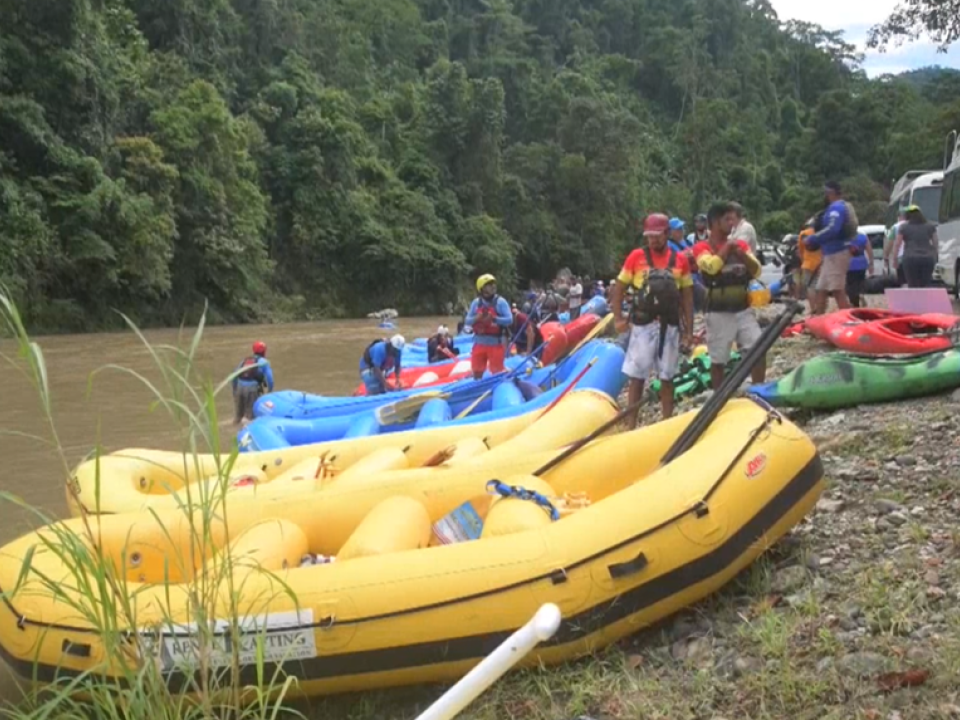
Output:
[
  {"xmin": 252, "ymin": 341, "xmax": 267, "ymax": 356},
  {"xmin": 642, "ymin": 213, "xmax": 670, "ymax": 236}
]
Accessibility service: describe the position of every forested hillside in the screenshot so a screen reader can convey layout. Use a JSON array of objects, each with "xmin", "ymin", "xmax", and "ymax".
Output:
[{"xmin": 1, "ymin": 0, "xmax": 959, "ymax": 330}]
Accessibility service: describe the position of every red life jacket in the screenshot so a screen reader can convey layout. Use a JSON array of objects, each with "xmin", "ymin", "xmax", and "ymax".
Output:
[
  {"xmin": 472, "ymin": 298, "xmax": 504, "ymax": 337},
  {"xmin": 239, "ymin": 356, "xmax": 264, "ymax": 383}
]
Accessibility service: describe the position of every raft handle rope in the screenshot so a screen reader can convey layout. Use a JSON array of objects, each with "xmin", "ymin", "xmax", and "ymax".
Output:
[{"xmin": 486, "ymin": 480, "xmax": 560, "ymax": 521}]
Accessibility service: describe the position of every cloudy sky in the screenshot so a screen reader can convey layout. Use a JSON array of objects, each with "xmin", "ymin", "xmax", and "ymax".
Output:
[{"xmin": 769, "ymin": 0, "xmax": 960, "ymax": 77}]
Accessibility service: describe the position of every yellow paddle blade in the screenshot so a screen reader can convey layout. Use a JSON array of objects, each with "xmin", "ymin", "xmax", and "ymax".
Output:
[
  {"xmin": 453, "ymin": 388, "xmax": 493, "ymax": 420},
  {"xmin": 375, "ymin": 390, "xmax": 450, "ymax": 426}
]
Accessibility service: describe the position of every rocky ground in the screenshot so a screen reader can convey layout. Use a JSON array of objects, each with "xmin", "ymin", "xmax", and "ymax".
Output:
[{"xmin": 306, "ymin": 297, "xmax": 960, "ymax": 720}]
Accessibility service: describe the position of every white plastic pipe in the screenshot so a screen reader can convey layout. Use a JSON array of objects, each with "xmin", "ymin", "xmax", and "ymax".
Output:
[{"xmin": 415, "ymin": 603, "xmax": 563, "ymax": 720}]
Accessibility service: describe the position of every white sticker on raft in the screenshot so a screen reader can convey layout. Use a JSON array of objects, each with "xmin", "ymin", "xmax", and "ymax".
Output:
[
  {"xmin": 414, "ymin": 372, "xmax": 440, "ymax": 387},
  {"xmin": 140, "ymin": 609, "xmax": 316, "ymax": 671},
  {"xmin": 453, "ymin": 359, "xmax": 471, "ymax": 374}
]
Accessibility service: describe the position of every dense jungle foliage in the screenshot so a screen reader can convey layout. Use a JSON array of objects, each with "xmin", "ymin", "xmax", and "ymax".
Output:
[{"xmin": 1, "ymin": 0, "xmax": 959, "ymax": 330}]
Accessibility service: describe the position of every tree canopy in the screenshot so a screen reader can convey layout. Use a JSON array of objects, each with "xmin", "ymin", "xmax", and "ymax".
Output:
[
  {"xmin": 869, "ymin": 0, "xmax": 960, "ymax": 51},
  {"xmin": 1, "ymin": 0, "xmax": 959, "ymax": 330}
]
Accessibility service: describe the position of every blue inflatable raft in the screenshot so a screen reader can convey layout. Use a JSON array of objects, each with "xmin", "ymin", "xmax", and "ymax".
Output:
[{"xmin": 238, "ymin": 340, "xmax": 626, "ymax": 451}]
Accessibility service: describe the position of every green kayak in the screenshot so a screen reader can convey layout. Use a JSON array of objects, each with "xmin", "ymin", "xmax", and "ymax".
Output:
[
  {"xmin": 649, "ymin": 351, "xmax": 742, "ymax": 401},
  {"xmin": 749, "ymin": 348, "xmax": 960, "ymax": 410}
]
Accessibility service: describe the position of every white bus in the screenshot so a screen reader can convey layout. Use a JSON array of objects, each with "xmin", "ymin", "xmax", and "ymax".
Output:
[
  {"xmin": 886, "ymin": 170, "xmax": 944, "ymax": 229},
  {"xmin": 935, "ymin": 131, "xmax": 960, "ymax": 297}
]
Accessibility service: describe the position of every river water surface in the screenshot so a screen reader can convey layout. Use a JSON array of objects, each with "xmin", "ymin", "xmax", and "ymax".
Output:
[{"xmin": 0, "ymin": 315, "xmax": 453, "ymax": 696}]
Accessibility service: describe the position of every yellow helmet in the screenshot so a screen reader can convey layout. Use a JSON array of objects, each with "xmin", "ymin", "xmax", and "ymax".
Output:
[{"xmin": 476, "ymin": 274, "xmax": 497, "ymax": 293}]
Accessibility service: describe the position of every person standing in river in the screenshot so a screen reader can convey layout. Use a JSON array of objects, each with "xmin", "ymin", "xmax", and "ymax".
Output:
[
  {"xmin": 892, "ymin": 205, "xmax": 939, "ymax": 288},
  {"xmin": 232, "ymin": 341, "xmax": 274, "ymax": 425}
]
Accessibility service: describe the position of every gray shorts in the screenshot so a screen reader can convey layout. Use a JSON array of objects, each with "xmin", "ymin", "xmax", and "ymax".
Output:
[
  {"xmin": 816, "ymin": 252, "xmax": 851, "ymax": 292},
  {"xmin": 622, "ymin": 322, "xmax": 681, "ymax": 382},
  {"xmin": 234, "ymin": 384, "xmax": 260, "ymax": 423},
  {"xmin": 706, "ymin": 310, "xmax": 761, "ymax": 364}
]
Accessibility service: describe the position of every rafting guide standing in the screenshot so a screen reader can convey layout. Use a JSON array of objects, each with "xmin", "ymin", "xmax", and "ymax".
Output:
[
  {"xmin": 611, "ymin": 212, "xmax": 694, "ymax": 424},
  {"xmin": 464, "ymin": 274, "xmax": 513, "ymax": 380},
  {"xmin": 233, "ymin": 341, "xmax": 274, "ymax": 425},
  {"xmin": 692, "ymin": 202, "xmax": 766, "ymax": 390}
]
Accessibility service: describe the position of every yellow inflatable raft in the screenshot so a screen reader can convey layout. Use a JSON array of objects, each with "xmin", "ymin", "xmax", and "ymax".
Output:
[
  {"xmin": 0, "ymin": 397, "xmax": 823, "ymax": 699},
  {"xmin": 68, "ymin": 389, "xmax": 619, "ymax": 516}
]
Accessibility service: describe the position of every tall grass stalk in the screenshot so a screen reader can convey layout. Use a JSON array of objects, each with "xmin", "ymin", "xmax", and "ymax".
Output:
[{"xmin": 0, "ymin": 288, "xmax": 306, "ymax": 720}]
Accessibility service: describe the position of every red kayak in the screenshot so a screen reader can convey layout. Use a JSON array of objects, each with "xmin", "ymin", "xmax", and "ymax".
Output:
[
  {"xmin": 804, "ymin": 308, "xmax": 907, "ymax": 343},
  {"xmin": 828, "ymin": 314, "xmax": 958, "ymax": 355},
  {"xmin": 350, "ymin": 312, "xmax": 603, "ymax": 395}
]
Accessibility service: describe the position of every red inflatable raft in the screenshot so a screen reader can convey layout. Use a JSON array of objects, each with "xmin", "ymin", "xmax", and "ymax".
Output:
[
  {"xmin": 351, "ymin": 312, "xmax": 604, "ymax": 395},
  {"xmin": 804, "ymin": 308, "xmax": 906, "ymax": 343},
  {"xmin": 826, "ymin": 313, "xmax": 958, "ymax": 355}
]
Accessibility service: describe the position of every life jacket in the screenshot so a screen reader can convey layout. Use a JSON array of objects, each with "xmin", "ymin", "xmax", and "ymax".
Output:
[
  {"xmin": 630, "ymin": 248, "xmax": 681, "ymax": 327},
  {"xmin": 472, "ymin": 297, "xmax": 505, "ymax": 337},
  {"xmin": 701, "ymin": 243, "xmax": 751, "ymax": 313},
  {"xmin": 427, "ymin": 335, "xmax": 454, "ymax": 362},
  {"xmin": 238, "ymin": 356, "xmax": 265, "ymax": 384}
]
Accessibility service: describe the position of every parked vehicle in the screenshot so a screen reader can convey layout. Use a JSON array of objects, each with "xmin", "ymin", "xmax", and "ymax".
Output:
[{"xmin": 934, "ymin": 130, "xmax": 960, "ymax": 297}]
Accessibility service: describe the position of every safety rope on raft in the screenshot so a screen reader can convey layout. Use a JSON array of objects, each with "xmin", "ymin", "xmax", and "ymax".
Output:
[{"xmin": 485, "ymin": 479, "xmax": 560, "ymax": 521}]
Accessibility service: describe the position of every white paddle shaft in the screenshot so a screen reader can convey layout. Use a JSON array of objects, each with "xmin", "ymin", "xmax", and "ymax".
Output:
[{"xmin": 415, "ymin": 603, "xmax": 562, "ymax": 720}]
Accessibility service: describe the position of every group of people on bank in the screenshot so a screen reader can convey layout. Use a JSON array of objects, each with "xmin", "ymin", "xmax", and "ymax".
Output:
[
  {"xmin": 789, "ymin": 181, "xmax": 940, "ymax": 315},
  {"xmin": 611, "ymin": 202, "xmax": 766, "ymax": 424},
  {"xmin": 231, "ymin": 181, "xmax": 941, "ymax": 428}
]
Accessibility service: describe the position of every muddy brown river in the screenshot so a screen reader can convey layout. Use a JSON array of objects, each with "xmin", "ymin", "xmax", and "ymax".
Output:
[{"xmin": 0, "ymin": 315, "xmax": 454, "ymax": 697}]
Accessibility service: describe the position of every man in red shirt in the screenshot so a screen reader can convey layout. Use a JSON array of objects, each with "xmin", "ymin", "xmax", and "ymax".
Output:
[
  {"xmin": 611, "ymin": 213, "xmax": 694, "ymax": 423},
  {"xmin": 691, "ymin": 202, "xmax": 765, "ymax": 390}
]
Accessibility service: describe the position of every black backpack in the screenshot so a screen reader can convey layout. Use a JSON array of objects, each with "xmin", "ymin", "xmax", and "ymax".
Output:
[
  {"xmin": 631, "ymin": 248, "xmax": 681, "ymax": 327},
  {"xmin": 362, "ymin": 339, "xmax": 385, "ymax": 368}
]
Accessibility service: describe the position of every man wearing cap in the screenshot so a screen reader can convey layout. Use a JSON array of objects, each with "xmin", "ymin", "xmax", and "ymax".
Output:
[
  {"xmin": 668, "ymin": 218, "xmax": 688, "ymax": 252},
  {"xmin": 465, "ymin": 274, "xmax": 513, "ymax": 379},
  {"xmin": 805, "ymin": 180, "xmax": 858, "ymax": 313},
  {"xmin": 611, "ymin": 213, "xmax": 695, "ymax": 422}
]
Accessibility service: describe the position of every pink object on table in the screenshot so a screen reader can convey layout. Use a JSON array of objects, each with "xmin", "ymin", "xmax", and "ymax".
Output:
[{"xmin": 884, "ymin": 287, "xmax": 955, "ymax": 316}]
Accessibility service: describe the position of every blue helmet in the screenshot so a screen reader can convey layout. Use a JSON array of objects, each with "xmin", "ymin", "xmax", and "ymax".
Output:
[{"xmin": 668, "ymin": 217, "xmax": 685, "ymax": 231}]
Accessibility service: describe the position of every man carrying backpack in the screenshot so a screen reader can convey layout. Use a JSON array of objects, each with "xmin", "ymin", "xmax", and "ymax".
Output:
[
  {"xmin": 232, "ymin": 341, "xmax": 275, "ymax": 425},
  {"xmin": 805, "ymin": 180, "xmax": 859, "ymax": 314},
  {"xmin": 611, "ymin": 213, "xmax": 695, "ymax": 424}
]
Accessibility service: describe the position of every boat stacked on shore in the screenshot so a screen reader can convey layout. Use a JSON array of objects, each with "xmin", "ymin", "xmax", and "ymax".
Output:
[
  {"xmin": 0, "ymin": 395, "xmax": 823, "ymax": 698},
  {"xmin": 0, "ymin": 305, "xmax": 830, "ymax": 702}
]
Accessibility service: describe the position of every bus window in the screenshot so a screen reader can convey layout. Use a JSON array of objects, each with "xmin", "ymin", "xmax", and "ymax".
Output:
[
  {"xmin": 948, "ymin": 172, "xmax": 960, "ymax": 222},
  {"xmin": 941, "ymin": 173, "xmax": 954, "ymax": 223},
  {"xmin": 911, "ymin": 185, "xmax": 943, "ymax": 223}
]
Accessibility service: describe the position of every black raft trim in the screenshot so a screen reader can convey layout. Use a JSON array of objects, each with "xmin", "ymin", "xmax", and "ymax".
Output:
[{"xmin": 0, "ymin": 454, "xmax": 823, "ymax": 689}]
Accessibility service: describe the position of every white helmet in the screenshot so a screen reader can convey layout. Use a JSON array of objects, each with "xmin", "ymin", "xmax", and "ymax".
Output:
[{"xmin": 390, "ymin": 334, "xmax": 406, "ymax": 350}]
